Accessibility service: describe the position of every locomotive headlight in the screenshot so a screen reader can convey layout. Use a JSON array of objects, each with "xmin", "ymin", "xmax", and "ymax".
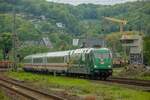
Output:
[
  {"xmin": 94, "ymin": 65, "xmax": 97, "ymax": 68},
  {"xmin": 108, "ymin": 65, "xmax": 111, "ymax": 68}
]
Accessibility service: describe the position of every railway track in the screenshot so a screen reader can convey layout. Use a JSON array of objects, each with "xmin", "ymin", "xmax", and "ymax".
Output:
[
  {"xmin": 0, "ymin": 68, "xmax": 9, "ymax": 72},
  {"xmin": 105, "ymin": 77, "xmax": 150, "ymax": 92},
  {"xmin": 0, "ymin": 77, "xmax": 65, "ymax": 100},
  {"xmin": 108, "ymin": 77, "xmax": 150, "ymax": 87},
  {"xmin": 91, "ymin": 77, "xmax": 150, "ymax": 92}
]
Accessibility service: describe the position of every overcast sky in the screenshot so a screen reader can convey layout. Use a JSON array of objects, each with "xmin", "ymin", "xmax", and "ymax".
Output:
[{"xmin": 47, "ymin": 0, "xmax": 138, "ymax": 5}]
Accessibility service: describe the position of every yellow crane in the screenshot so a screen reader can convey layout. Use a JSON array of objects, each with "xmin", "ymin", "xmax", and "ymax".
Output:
[
  {"xmin": 104, "ymin": 17, "xmax": 127, "ymax": 32},
  {"xmin": 104, "ymin": 17, "xmax": 128, "ymax": 64}
]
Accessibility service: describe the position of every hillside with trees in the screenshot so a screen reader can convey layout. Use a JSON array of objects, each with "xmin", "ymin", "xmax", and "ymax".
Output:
[
  {"xmin": 0, "ymin": 0, "xmax": 150, "ymax": 63},
  {"xmin": 0, "ymin": 0, "xmax": 150, "ymax": 38}
]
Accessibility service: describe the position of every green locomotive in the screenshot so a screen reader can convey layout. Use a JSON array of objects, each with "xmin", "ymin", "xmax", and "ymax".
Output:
[{"xmin": 23, "ymin": 48, "xmax": 113, "ymax": 79}]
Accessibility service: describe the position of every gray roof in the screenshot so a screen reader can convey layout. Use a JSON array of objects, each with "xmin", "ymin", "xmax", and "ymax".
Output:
[{"xmin": 120, "ymin": 35, "xmax": 142, "ymax": 40}]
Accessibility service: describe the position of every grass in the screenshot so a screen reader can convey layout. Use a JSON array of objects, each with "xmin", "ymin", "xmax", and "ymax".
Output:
[
  {"xmin": 0, "ymin": 89, "xmax": 9, "ymax": 100},
  {"xmin": 113, "ymin": 67, "xmax": 150, "ymax": 80},
  {"xmin": 113, "ymin": 68, "xmax": 124, "ymax": 76},
  {"xmin": 134, "ymin": 76, "xmax": 150, "ymax": 80},
  {"xmin": 6, "ymin": 71, "xmax": 150, "ymax": 100}
]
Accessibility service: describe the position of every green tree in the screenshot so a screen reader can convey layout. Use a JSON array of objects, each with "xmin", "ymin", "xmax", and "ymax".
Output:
[
  {"xmin": 143, "ymin": 36, "xmax": 150, "ymax": 65},
  {"xmin": 0, "ymin": 32, "xmax": 12, "ymax": 60},
  {"xmin": 18, "ymin": 45, "xmax": 50, "ymax": 61}
]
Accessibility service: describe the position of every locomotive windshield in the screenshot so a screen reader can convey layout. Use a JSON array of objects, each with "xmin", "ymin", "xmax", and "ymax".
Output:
[{"xmin": 94, "ymin": 52, "xmax": 111, "ymax": 59}]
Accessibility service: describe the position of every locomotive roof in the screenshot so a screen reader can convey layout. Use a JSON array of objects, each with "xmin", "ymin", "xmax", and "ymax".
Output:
[
  {"xmin": 70, "ymin": 48, "xmax": 110, "ymax": 54},
  {"xmin": 70, "ymin": 48, "xmax": 94, "ymax": 54},
  {"xmin": 98, "ymin": 48, "xmax": 110, "ymax": 51}
]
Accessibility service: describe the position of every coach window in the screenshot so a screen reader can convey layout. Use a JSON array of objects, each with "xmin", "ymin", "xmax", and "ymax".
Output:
[
  {"xmin": 33, "ymin": 58, "xmax": 43, "ymax": 63},
  {"xmin": 23, "ymin": 59, "xmax": 31, "ymax": 63},
  {"xmin": 70, "ymin": 54, "xmax": 80, "ymax": 64},
  {"xmin": 47, "ymin": 57, "xmax": 64, "ymax": 63}
]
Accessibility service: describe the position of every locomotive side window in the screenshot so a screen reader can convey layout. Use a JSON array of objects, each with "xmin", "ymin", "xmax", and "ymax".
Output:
[
  {"xmin": 64, "ymin": 56, "xmax": 69, "ymax": 63},
  {"xmin": 81, "ymin": 54, "xmax": 85, "ymax": 62}
]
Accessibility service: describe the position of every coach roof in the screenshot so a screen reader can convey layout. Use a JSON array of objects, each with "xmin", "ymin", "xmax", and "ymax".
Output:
[{"xmin": 24, "ymin": 51, "xmax": 70, "ymax": 59}]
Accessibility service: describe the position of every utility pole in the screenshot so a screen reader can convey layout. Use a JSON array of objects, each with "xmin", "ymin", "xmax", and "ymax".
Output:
[
  {"xmin": 140, "ymin": 4, "xmax": 144, "ymax": 65},
  {"xmin": 12, "ymin": 0, "xmax": 18, "ymax": 71},
  {"xmin": 85, "ymin": 24, "xmax": 89, "ymax": 48}
]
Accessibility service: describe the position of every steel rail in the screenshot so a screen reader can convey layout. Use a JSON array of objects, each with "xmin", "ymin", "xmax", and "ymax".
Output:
[
  {"xmin": 0, "ymin": 77, "xmax": 65, "ymax": 100},
  {"xmin": 91, "ymin": 77, "xmax": 150, "ymax": 92},
  {"xmin": 108, "ymin": 77, "xmax": 150, "ymax": 87}
]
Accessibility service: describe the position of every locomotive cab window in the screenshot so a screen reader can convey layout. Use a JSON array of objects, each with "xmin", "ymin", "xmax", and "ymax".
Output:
[{"xmin": 94, "ymin": 52, "xmax": 111, "ymax": 59}]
